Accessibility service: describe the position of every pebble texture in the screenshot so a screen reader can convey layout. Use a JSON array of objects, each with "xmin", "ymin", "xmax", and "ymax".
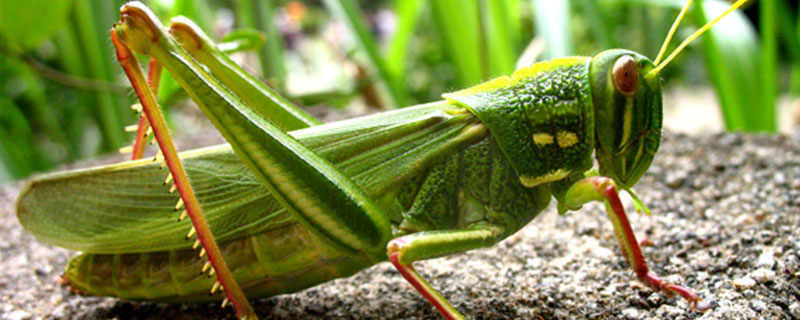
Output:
[{"xmin": 1, "ymin": 131, "xmax": 798, "ymax": 319}]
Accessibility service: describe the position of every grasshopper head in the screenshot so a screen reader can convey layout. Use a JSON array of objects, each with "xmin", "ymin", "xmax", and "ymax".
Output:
[
  {"xmin": 589, "ymin": 49, "xmax": 662, "ymax": 189},
  {"xmin": 586, "ymin": 0, "xmax": 750, "ymax": 189}
]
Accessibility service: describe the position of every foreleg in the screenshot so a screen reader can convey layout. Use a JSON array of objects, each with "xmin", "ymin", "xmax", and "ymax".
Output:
[{"xmin": 562, "ymin": 176, "xmax": 708, "ymax": 311}]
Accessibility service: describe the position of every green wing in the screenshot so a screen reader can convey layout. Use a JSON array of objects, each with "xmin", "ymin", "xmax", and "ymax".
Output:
[
  {"xmin": 16, "ymin": 145, "xmax": 291, "ymax": 253},
  {"xmin": 17, "ymin": 102, "xmax": 482, "ymax": 254}
]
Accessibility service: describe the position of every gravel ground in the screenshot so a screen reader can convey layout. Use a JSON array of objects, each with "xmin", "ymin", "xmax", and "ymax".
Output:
[{"xmin": 1, "ymin": 131, "xmax": 799, "ymax": 320}]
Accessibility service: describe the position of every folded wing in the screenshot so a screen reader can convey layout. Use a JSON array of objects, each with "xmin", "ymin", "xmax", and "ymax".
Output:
[{"xmin": 16, "ymin": 145, "xmax": 292, "ymax": 253}]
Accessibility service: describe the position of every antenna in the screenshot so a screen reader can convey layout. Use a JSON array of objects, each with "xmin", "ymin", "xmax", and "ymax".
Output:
[
  {"xmin": 648, "ymin": 0, "xmax": 751, "ymax": 78},
  {"xmin": 653, "ymin": 0, "xmax": 694, "ymax": 66}
]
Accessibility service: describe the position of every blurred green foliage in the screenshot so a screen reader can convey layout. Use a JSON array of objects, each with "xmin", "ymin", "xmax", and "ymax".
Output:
[{"xmin": 0, "ymin": 0, "xmax": 795, "ymax": 182}]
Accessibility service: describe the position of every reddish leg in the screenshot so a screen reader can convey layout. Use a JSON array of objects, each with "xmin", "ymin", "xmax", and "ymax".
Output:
[
  {"xmin": 111, "ymin": 26, "xmax": 256, "ymax": 319},
  {"xmin": 389, "ymin": 253, "xmax": 464, "ymax": 320},
  {"xmin": 130, "ymin": 58, "xmax": 161, "ymax": 160},
  {"xmin": 387, "ymin": 227, "xmax": 503, "ymax": 320},
  {"xmin": 564, "ymin": 176, "xmax": 708, "ymax": 311}
]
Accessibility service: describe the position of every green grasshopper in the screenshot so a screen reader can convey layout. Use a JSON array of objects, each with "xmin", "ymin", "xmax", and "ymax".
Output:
[{"xmin": 16, "ymin": 1, "xmax": 750, "ymax": 319}]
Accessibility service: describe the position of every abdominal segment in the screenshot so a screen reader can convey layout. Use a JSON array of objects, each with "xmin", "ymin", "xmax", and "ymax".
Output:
[{"xmin": 64, "ymin": 221, "xmax": 376, "ymax": 302}]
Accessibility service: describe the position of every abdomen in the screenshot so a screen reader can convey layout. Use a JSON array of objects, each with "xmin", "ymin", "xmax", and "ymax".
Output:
[{"xmin": 65, "ymin": 219, "xmax": 376, "ymax": 302}]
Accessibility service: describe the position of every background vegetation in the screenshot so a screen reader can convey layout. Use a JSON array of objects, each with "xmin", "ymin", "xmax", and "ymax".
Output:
[{"xmin": 0, "ymin": 0, "xmax": 796, "ymax": 182}]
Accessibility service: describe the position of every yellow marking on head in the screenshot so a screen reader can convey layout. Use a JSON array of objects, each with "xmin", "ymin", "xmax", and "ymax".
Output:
[
  {"xmin": 617, "ymin": 98, "xmax": 634, "ymax": 149},
  {"xmin": 556, "ymin": 131, "xmax": 579, "ymax": 148},
  {"xmin": 533, "ymin": 133, "xmax": 554, "ymax": 146},
  {"xmin": 519, "ymin": 169, "xmax": 570, "ymax": 187}
]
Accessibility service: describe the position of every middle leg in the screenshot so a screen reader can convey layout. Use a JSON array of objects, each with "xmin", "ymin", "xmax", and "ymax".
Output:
[{"xmin": 387, "ymin": 224, "xmax": 505, "ymax": 320}]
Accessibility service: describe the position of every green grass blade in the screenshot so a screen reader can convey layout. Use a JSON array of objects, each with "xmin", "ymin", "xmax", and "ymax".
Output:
[
  {"xmin": 323, "ymin": 0, "xmax": 408, "ymax": 107},
  {"xmin": 758, "ymin": 0, "xmax": 777, "ymax": 131},
  {"xmin": 0, "ymin": 0, "xmax": 73, "ymax": 51},
  {"xmin": 73, "ymin": 0, "xmax": 128, "ymax": 150},
  {"xmin": 54, "ymin": 26, "xmax": 93, "ymax": 159},
  {"xmin": 166, "ymin": 0, "xmax": 215, "ymax": 29},
  {"xmin": 233, "ymin": 0, "xmax": 287, "ymax": 90},
  {"xmin": 640, "ymin": 7, "xmax": 674, "ymax": 58},
  {"xmin": 0, "ymin": 160, "xmax": 10, "ymax": 182},
  {"xmin": 576, "ymin": 0, "xmax": 615, "ymax": 49},
  {"xmin": 601, "ymin": 0, "xmax": 684, "ymax": 8},
  {"xmin": 0, "ymin": 96, "xmax": 37, "ymax": 180},
  {"xmin": 22, "ymin": 70, "xmax": 65, "ymax": 146},
  {"xmin": 531, "ymin": 0, "xmax": 572, "ymax": 59},
  {"xmin": 386, "ymin": 0, "xmax": 425, "ymax": 95},
  {"xmin": 795, "ymin": 3, "xmax": 800, "ymax": 95},
  {"xmin": 153, "ymin": 0, "xmax": 215, "ymax": 107},
  {"xmin": 483, "ymin": 0, "xmax": 521, "ymax": 77},
  {"xmin": 219, "ymin": 29, "xmax": 266, "ymax": 54},
  {"xmin": 429, "ymin": 0, "xmax": 484, "ymax": 87},
  {"xmin": 259, "ymin": 0, "xmax": 287, "ymax": 89},
  {"xmin": 693, "ymin": 0, "xmax": 773, "ymax": 132},
  {"xmin": 779, "ymin": 1, "xmax": 800, "ymax": 95}
]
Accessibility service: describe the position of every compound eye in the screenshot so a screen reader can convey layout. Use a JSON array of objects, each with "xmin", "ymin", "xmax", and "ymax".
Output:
[{"xmin": 613, "ymin": 55, "xmax": 638, "ymax": 96}]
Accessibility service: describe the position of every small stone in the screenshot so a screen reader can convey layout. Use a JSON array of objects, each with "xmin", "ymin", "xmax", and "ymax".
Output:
[
  {"xmin": 621, "ymin": 307, "xmax": 638, "ymax": 318},
  {"xmin": 757, "ymin": 231, "xmax": 775, "ymax": 243},
  {"xmin": 35, "ymin": 265, "xmax": 51, "ymax": 277},
  {"xmin": 694, "ymin": 252, "xmax": 712, "ymax": 270},
  {"xmin": 775, "ymin": 172, "xmax": 786, "ymax": 185},
  {"xmin": 5, "ymin": 310, "xmax": 31, "ymax": 320},
  {"xmin": 49, "ymin": 304, "xmax": 68, "ymax": 319},
  {"xmin": 789, "ymin": 302, "xmax": 800, "ymax": 318},
  {"xmin": 666, "ymin": 172, "xmax": 684, "ymax": 188},
  {"xmin": 750, "ymin": 299, "xmax": 767, "ymax": 312},
  {"xmin": 733, "ymin": 276, "xmax": 756, "ymax": 289},
  {"xmin": 771, "ymin": 306, "xmax": 784, "ymax": 314},
  {"xmin": 656, "ymin": 304, "xmax": 684, "ymax": 318},
  {"xmin": 305, "ymin": 304, "xmax": 326, "ymax": 315},
  {"xmin": 756, "ymin": 251, "xmax": 775, "ymax": 268},
  {"xmin": 589, "ymin": 246, "xmax": 613, "ymax": 259},
  {"xmin": 646, "ymin": 292, "xmax": 664, "ymax": 306},
  {"xmin": 750, "ymin": 268, "xmax": 776, "ymax": 283},
  {"xmin": 526, "ymin": 258, "xmax": 543, "ymax": 269}
]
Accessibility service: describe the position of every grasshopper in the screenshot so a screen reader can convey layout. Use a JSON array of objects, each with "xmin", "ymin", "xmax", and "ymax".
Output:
[{"xmin": 16, "ymin": 1, "xmax": 750, "ymax": 319}]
